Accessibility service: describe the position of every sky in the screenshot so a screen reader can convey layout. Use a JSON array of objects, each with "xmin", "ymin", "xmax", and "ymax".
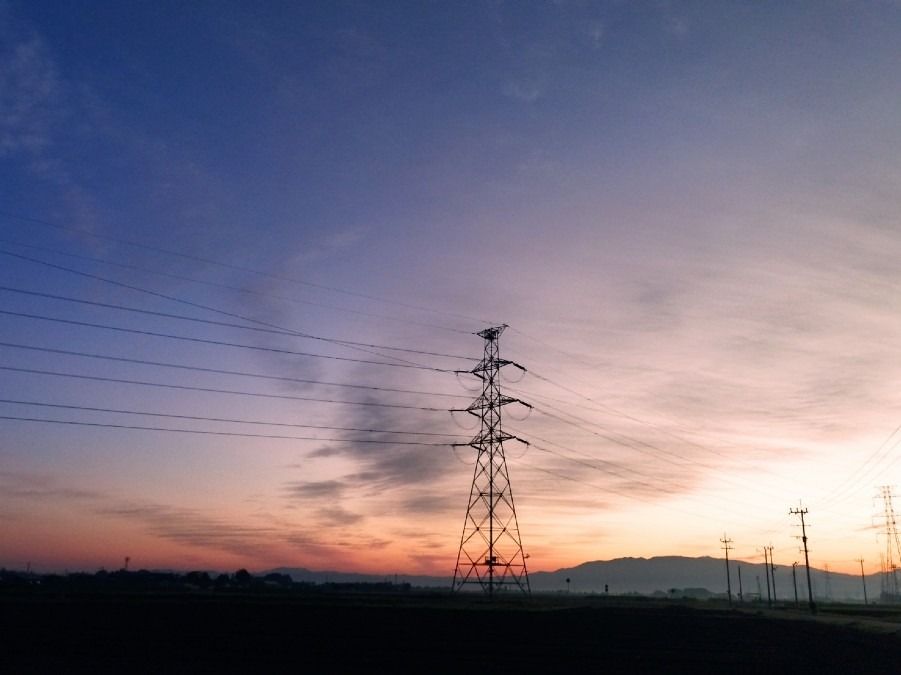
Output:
[{"xmin": 3, "ymin": 1, "xmax": 901, "ymax": 581}]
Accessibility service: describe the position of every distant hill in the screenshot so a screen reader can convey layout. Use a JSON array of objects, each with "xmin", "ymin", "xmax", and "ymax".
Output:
[
  {"xmin": 529, "ymin": 556, "xmax": 876, "ymax": 601},
  {"xmin": 269, "ymin": 556, "xmax": 879, "ymax": 602}
]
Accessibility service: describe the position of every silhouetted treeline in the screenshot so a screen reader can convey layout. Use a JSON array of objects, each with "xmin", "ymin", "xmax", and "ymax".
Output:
[{"xmin": 0, "ymin": 567, "xmax": 411, "ymax": 594}]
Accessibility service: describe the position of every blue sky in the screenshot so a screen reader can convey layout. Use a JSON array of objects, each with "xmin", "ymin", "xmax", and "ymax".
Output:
[{"xmin": 3, "ymin": 1, "xmax": 901, "ymax": 579}]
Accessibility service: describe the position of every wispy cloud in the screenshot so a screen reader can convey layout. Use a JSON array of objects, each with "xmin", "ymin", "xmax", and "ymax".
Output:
[
  {"xmin": 584, "ymin": 20, "xmax": 604, "ymax": 49},
  {"xmin": 502, "ymin": 80, "xmax": 545, "ymax": 102},
  {"xmin": 0, "ymin": 470, "xmax": 102, "ymax": 502},
  {"xmin": 97, "ymin": 501, "xmax": 280, "ymax": 556},
  {"xmin": 0, "ymin": 15, "xmax": 61, "ymax": 161},
  {"xmin": 284, "ymin": 479, "xmax": 347, "ymax": 500}
]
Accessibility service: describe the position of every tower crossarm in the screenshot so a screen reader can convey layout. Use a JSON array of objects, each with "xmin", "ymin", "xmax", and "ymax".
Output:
[{"xmin": 450, "ymin": 395, "xmax": 531, "ymax": 414}]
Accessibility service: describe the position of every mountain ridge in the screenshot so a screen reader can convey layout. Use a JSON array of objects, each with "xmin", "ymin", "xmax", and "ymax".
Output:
[{"xmin": 268, "ymin": 555, "xmax": 877, "ymax": 601}]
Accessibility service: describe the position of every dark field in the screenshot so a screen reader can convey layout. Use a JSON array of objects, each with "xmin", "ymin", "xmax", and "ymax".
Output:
[{"xmin": 3, "ymin": 592, "xmax": 901, "ymax": 673}]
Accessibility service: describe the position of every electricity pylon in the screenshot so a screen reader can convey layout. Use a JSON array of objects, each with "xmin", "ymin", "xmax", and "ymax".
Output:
[
  {"xmin": 877, "ymin": 486, "xmax": 901, "ymax": 601},
  {"xmin": 451, "ymin": 325, "xmax": 531, "ymax": 597}
]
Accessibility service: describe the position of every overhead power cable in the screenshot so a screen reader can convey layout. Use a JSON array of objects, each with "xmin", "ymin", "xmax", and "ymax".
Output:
[
  {"xmin": 0, "ymin": 366, "xmax": 451, "ymax": 411},
  {"xmin": 521, "ymin": 434, "xmax": 677, "ymax": 494},
  {"xmin": 526, "ymin": 370, "xmax": 737, "ymax": 459},
  {"xmin": 810, "ymin": 423, "xmax": 901, "ymax": 511},
  {"xmin": 0, "ymin": 342, "xmax": 469, "ymax": 399},
  {"xmin": 527, "ymin": 402, "xmax": 799, "ymax": 501},
  {"xmin": 0, "ymin": 210, "xmax": 491, "ymax": 327},
  {"xmin": 512, "ymin": 328, "xmax": 901, "ymax": 510},
  {"xmin": 509, "ymin": 370, "xmax": 820, "ymax": 493},
  {"xmin": 0, "ymin": 248, "xmax": 436, "ymax": 368},
  {"xmin": 517, "ymin": 433, "xmax": 789, "ymax": 518},
  {"xmin": 506, "ymin": 330, "xmax": 819, "ymax": 484},
  {"xmin": 510, "ymin": 456, "xmax": 728, "ymax": 523},
  {"xmin": 0, "ymin": 309, "xmax": 452, "ymax": 371},
  {"xmin": 0, "ymin": 415, "xmax": 452, "ymax": 445},
  {"xmin": 507, "ymin": 325, "xmax": 608, "ymax": 372},
  {"xmin": 0, "ymin": 399, "xmax": 465, "ymax": 438},
  {"xmin": 0, "ymin": 236, "xmax": 474, "ymax": 335},
  {"xmin": 530, "ymin": 403, "xmax": 693, "ymax": 469},
  {"xmin": 0, "ymin": 284, "xmax": 474, "ymax": 362}
]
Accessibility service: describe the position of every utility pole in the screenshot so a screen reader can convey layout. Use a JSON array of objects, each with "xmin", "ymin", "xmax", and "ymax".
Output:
[
  {"xmin": 790, "ymin": 505, "xmax": 816, "ymax": 615},
  {"xmin": 737, "ymin": 565, "xmax": 743, "ymax": 602},
  {"xmin": 760, "ymin": 547, "xmax": 772, "ymax": 608},
  {"xmin": 721, "ymin": 534, "xmax": 733, "ymax": 606},
  {"xmin": 792, "ymin": 562, "xmax": 799, "ymax": 609},
  {"xmin": 768, "ymin": 544, "xmax": 777, "ymax": 605},
  {"xmin": 452, "ymin": 326, "xmax": 531, "ymax": 597},
  {"xmin": 857, "ymin": 557, "xmax": 868, "ymax": 605}
]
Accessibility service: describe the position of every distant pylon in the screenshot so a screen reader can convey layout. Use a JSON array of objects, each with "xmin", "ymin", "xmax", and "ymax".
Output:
[
  {"xmin": 877, "ymin": 486, "xmax": 901, "ymax": 600},
  {"xmin": 451, "ymin": 325, "xmax": 531, "ymax": 597}
]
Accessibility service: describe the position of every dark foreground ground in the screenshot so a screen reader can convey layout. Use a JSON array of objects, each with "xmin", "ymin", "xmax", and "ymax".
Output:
[{"xmin": 3, "ymin": 591, "xmax": 901, "ymax": 673}]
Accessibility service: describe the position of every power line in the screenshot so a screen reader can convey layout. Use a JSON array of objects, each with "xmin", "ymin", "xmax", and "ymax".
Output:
[
  {"xmin": 811, "ymin": 424, "xmax": 901, "ymax": 512},
  {"xmin": 513, "ymin": 387, "xmax": 814, "ymax": 500},
  {"xmin": 0, "ymin": 342, "xmax": 469, "ymax": 399},
  {"xmin": 510, "ymin": 455, "xmax": 749, "ymax": 525},
  {"xmin": 0, "ymin": 210, "xmax": 491, "ymax": 327},
  {"xmin": 0, "ymin": 366, "xmax": 451, "ymax": 411},
  {"xmin": 0, "ymin": 284, "xmax": 475, "ymax": 362},
  {"xmin": 0, "ymin": 248, "xmax": 441, "ymax": 369},
  {"xmin": 0, "ymin": 415, "xmax": 452, "ymax": 445},
  {"xmin": 520, "ymin": 436, "xmax": 680, "ymax": 495},
  {"xmin": 519, "ymin": 436, "xmax": 789, "ymax": 527},
  {"xmin": 508, "ymin": 341, "xmax": 824, "ymax": 494},
  {"xmin": 522, "ymin": 369, "xmax": 784, "ymax": 476},
  {"xmin": 0, "ymin": 309, "xmax": 451, "ymax": 371},
  {"xmin": 0, "ymin": 235, "xmax": 474, "ymax": 335},
  {"xmin": 0, "ymin": 399, "xmax": 466, "ymax": 437}
]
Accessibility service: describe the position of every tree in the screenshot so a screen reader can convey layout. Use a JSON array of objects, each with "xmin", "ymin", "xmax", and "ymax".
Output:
[{"xmin": 234, "ymin": 569, "xmax": 252, "ymax": 587}]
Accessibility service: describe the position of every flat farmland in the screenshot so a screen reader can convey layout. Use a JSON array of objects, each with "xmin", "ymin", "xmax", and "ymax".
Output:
[{"xmin": 3, "ymin": 592, "xmax": 901, "ymax": 673}]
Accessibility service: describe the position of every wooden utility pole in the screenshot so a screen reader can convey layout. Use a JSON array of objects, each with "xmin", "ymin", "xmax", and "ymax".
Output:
[
  {"xmin": 792, "ymin": 562, "xmax": 799, "ymax": 608},
  {"xmin": 790, "ymin": 506, "xmax": 816, "ymax": 615},
  {"xmin": 721, "ymin": 534, "xmax": 733, "ymax": 606},
  {"xmin": 856, "ymin": 557, "xmax": 868, "ymax": 605},
  {"xmin": 761, "ymin": 547, "xmax": 772, "ymax": 608}
]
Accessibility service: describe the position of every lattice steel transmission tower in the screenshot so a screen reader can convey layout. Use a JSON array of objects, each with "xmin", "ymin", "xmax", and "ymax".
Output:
[
  {"xmin": 451, "ymin": 325, "xmax": 531, "ymax": 597},
  {"xmin": 877, "ymin": 486, "xmax": 901, "ymax": 600}
]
